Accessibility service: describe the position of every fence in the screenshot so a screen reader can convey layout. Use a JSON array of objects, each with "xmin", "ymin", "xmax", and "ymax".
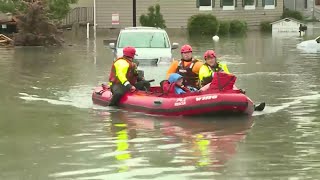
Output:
[{"xmin": 61, "ymin": 7, "xmax": 94, "ymax": 27}]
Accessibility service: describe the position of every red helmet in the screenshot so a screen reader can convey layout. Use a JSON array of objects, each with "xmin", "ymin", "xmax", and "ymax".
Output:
[
  {"xmin": 180, "ymin": 44, "xmax": 192, "ymax": 53},
  {"xmin": 123, "ymin": 46, "xmax": 136, "ymax": 58},
  {"xmin": 204, "ymin": 50, "xmax": 216, "ymax": 60}
]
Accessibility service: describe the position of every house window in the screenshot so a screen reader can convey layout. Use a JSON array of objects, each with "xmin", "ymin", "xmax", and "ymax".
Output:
[
  {"xmin": 264, "ymin": 0, "xmax": 276, "ymax": 9},
  {"xmin": 222, "ymin": 0, "xmax": 235, "ymax": 10},
  {"xmin": 244, "ymin": 0, "xmax": 255, "ymax": 10},
  {"xmin": 196, "ymin": 0, "xmax": 214, "ymax": 11}
]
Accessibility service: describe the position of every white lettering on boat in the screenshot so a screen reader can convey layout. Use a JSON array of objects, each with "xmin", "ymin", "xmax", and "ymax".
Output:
[
  {"xmin": 174, "ymin": 98, "xmax": 186, "ymax": 106},
  {"xmin": 196, "ymin": 95, "xmax": 218, "ymax": 101}
]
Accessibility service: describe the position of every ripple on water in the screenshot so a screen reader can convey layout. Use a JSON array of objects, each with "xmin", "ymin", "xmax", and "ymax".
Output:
[
  {"xmin": 55, "ymin": 166, "xmax": 219, "ymax": 180},
  {"xmin": 157, "ymin": 143, "xmax": 184, "ymax": 150},
  {"xmin": 49, "ymin": 168, "xmax": 112, "ymax": 178}
]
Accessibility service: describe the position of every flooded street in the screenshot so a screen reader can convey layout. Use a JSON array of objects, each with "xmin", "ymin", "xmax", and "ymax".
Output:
[{"xmin": 0, "ymin": 28, "xmax": 320, "ymax": 179}]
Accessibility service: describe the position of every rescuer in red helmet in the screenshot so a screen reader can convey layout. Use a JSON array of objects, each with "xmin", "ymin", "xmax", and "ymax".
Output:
[
  {"xmin": 108, "ymin": 46, "xmax": 150, "ymax": 106},
  {"xmin": 166, "ymin": 44, "xmax": 203, "ymax": 89}
]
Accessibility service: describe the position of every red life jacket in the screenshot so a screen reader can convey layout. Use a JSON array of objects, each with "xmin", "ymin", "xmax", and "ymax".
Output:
[
  {"xmin": 161, "ymin": 80, "xmax": 191, "ymax": 95},
  {"xmin": 209, "ymin": 72, "xmax": 236, "ymax": 92},
  {"xmin": 109, "ymin": 57, "xmax": 137, "ymax": 85},
  {"xmin": 176, "ymin": 59, "xmax": 200, "ymax": 88}
]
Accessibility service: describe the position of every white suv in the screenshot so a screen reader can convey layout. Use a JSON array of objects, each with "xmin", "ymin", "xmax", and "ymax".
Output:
[{"xmin": 109, "ymin": 27, "xmax": 179, "ymax": 65}]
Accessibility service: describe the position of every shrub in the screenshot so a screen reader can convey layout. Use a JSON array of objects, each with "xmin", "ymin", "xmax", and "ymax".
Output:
[
  {"xmin": 260, "ymin": 21, "xmax": 272, "ymax": 32},
  {"xmin": 229, "ymin": 20, "xmax": 247, "ymax": 34},
  {"xmin": 218, "ymin": 21, "xmax": 230, "ymax": 36},
  {"xmin": 282, "ymin": 8, "xmax": 303, "ymax": 21},
  {"xmin": 139, "ymin": 4, "xmax": 166, "ymax": 28},
  {"xmin": 187, "ymin": 14, "xmax": 219, "ymax": 36}
]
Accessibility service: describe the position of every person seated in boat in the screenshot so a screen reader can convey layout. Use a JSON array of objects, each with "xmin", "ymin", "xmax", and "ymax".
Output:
[
  {"xmin": 108, "ymin": 46, "xmax": 151, "ymax": 106},
  {"xmin": 197, "ymin": 50, "xmax": 246, "ymax": 93},
  {"xmin": 161, "ymin": 73, "xmax": 200, "ymax": 95},
  {"xmin": 199, "ymin": 71, "xmax": 237, "ymax": 92},
  {"xmin": 166, "ymin": 44, "xmax": 203, "ymax": 89},
  {"xmin": 199, "ymin": 50, "xmax": 230, "ymax": 87}
]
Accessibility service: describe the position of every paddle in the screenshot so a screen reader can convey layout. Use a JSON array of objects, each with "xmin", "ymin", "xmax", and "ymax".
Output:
[{"xmin": 254, "ymin": 102, "xmax": 265, "ymax": 111}]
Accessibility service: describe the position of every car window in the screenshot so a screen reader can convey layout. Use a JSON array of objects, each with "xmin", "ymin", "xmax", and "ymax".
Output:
[{"xmin": 118, "ymin": 31, "xmax": 170, "ymax": 48}]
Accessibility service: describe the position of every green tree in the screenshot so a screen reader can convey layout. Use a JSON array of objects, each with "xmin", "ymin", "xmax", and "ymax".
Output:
[
  {"xmin": 140, "ymin": 4, "xmax": 166, "ymax": 28},
  {"xmin": 281, "ymin": 8, "xmax": 303, "ymax": 21},
  {"xmin": 47, "ymin": 0, "xmax": 78, "ymax": 20},
  {"xmin": 187, "ymin": 14, "xmax": 219, "ymax": 36},
  {"xmin": 0, "ymin": 0, "xmax": 78, "ymax": 46},
  {"xmin": 0, "ymin": 0, "xmax": 77, "ymax": 20}
]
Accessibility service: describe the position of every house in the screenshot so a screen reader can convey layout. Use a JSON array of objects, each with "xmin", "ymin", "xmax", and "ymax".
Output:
[
  {"xmin": 270, "ymin": 17, "xmax": 306, "ymax": 34},
  {"xmin": 0, "ymin": 13, "xmax": 17, "ymax": 35},
  {"xmin": 96, "ymin": 0, "xmax": 283, "ymax": 30},
  {"xmin": 284, "ymin": 0, "xmax": 313, "ymax": 19},
  {"xmin": 314, "ymin": 0, "xmax": 320, "ymax": 20}
]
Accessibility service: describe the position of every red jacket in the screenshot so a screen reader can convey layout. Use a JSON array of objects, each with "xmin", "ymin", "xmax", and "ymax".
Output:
[{"xmin": 161, "ymin": 80, "xmax": 191, "ymax": 95}]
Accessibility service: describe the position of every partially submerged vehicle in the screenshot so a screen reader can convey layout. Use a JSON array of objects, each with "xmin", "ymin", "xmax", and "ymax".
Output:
[
  {"xmin": 108, "ymin": 27, "xmax": 179, "ymax": 65},
  {"xmin": 296, "ymin": 35, "xmax": 320, "ymax": 53}
]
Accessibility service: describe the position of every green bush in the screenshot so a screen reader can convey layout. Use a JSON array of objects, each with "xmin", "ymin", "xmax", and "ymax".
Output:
[
  {"xmin": 139, "ymin": 4, "xmax": 166, "ymax": 28},
  {"xmin": 282, "ymin": 8, "xmax": 303, "ymax": 21},
  {"xmin": 218, "ymin": 21, "xmax": 230, "ymax": 36},
  {"xmin": 229, "ymin": 20, "xmax": 247, "ymax": 34},
  {"xmin": 187, "ymin": 14, "xmax": 219, "ymax": 36},
  {"xmin": 260, "ymin": 21, "xmax": 272, "ymax": 32}
]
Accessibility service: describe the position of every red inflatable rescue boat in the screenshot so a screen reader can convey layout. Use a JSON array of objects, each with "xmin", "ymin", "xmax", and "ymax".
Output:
[{"xmin": 92, "ymin": 85, "xmax": 255, "ymax": 116}]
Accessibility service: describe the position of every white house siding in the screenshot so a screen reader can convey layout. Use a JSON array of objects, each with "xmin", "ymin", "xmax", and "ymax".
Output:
[
  {"xmin": 284, "ymin": 0, "xmax": 313, "ymax": 19},
  {"xmin": 96, "ymin": 0, "xmax": 283, "ymax": 30}
]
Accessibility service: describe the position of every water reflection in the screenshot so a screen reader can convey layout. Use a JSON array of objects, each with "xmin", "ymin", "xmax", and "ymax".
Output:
[{"xmin": 91, "ymin": 110, "xmax": 254, "ymax": 178}]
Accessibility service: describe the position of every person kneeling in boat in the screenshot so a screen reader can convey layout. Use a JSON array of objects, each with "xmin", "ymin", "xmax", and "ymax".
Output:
[
  {"xmin": 108, "ymin": 46, "xmax": 150, "ymax": 106},
  {"xmin": 199, "ymin": 50, "xmax": 230, "ymax": 87},
  {"xmin": 162, "ymin": 73, "xmax": 199, "ymax": 95}
]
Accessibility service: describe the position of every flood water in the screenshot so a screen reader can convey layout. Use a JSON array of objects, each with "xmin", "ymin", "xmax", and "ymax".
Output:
[{"xmin": 1, "ymin": 27, "xmax": 320, "ymax": 179}]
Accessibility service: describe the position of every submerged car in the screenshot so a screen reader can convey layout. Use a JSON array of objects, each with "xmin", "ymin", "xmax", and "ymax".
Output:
[
  {"xmin": 296, "ymin": 35, "xmax": 320, "ymax": 53},
  {"xmin": 108, "ymin": 27, "xmax": 179, "ymax": 65}
]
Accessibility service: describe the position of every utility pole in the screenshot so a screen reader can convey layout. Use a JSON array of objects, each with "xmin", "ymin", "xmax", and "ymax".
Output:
[
  {"xmin": 313, "ymin": 0, "xmax": 315, "ymax": 20},
  {"xmin": 94, "ymin": 0, "xmax": 96, "ymax": 38},
  {"xmin": 133, "ymin": 0, "xmax": 136, "ymax": 27},
  {"xmin": 93, "ymin": 0, "xmax": 97, "ymax": 64}
]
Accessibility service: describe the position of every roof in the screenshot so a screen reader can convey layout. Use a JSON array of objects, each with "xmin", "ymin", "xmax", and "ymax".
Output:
[
  {"xmin": 121, "ymin": 26, "xmax": 165, "ymax": 32},
  {"xmin": 270, "ymin": 18, "xmax": 306, "ymax": 25},
  {"xmin": 124, "ymin": 26, "xmax": 162, "ymax": 30}
]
